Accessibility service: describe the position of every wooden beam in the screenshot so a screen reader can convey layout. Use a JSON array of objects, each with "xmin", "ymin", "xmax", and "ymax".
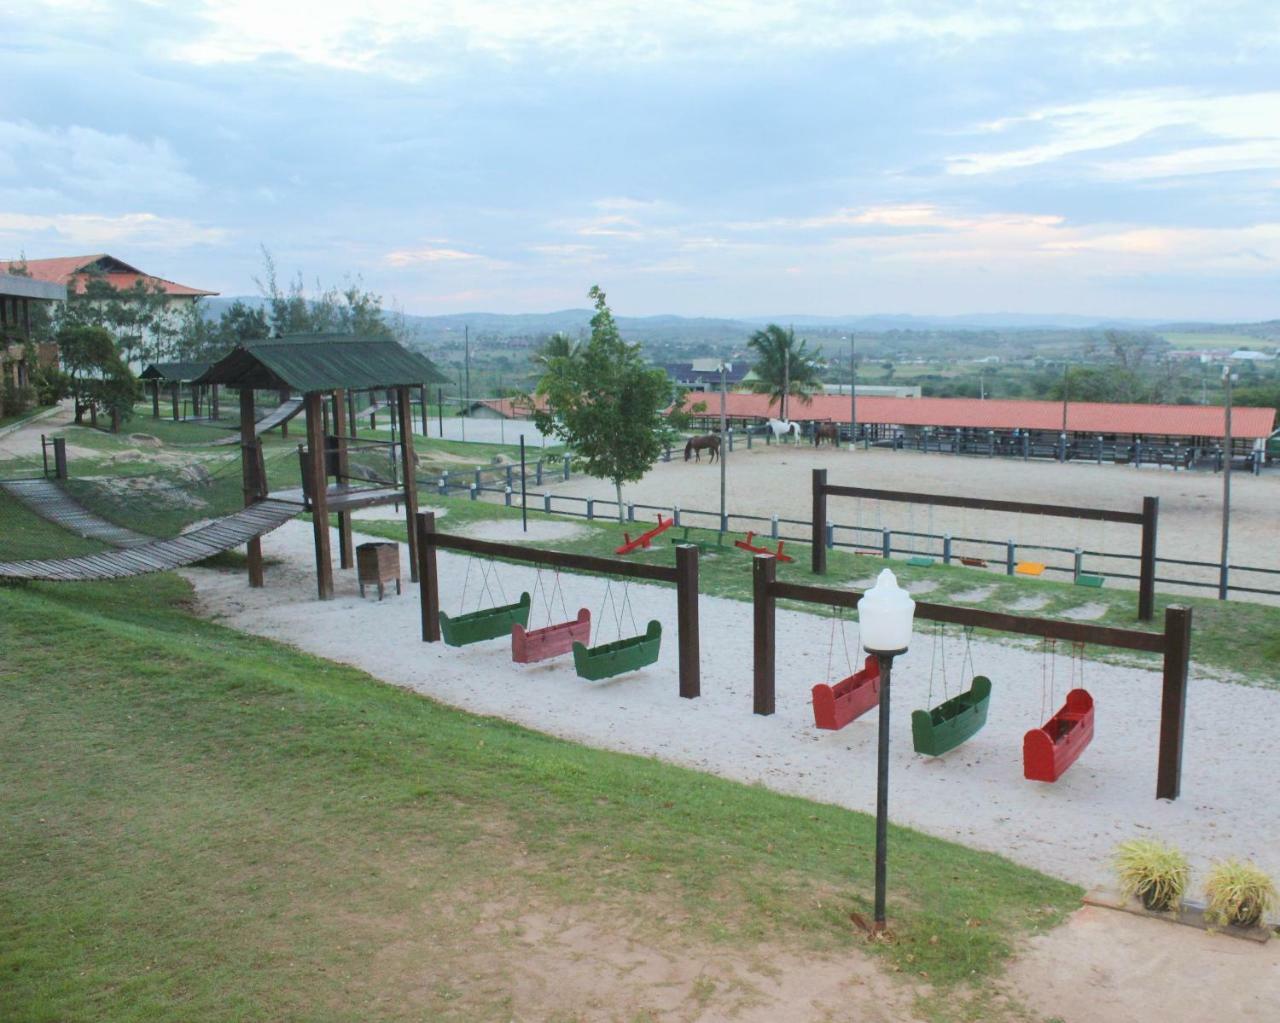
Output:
[
  {"xmin": 239, "ymin": 387, "xmax": 264, "ymax": 588},
  {"xmin": 305, "ymin": 391, "xmax": 334, "ymax": 599},
  {"xmin": 1139, "ymin": 496, "xmax": 1159, "ymax": 622},
  {"xmin": 426, "ymin": 532, "xmax": 681, "ymax": 583},
  {"xmin": 333, "ymin": 389, "xmax": 353, "ymax": 569},
  {"xmin": 396, "ymin": 386, "xmax": 421, "ymax": 582},
  {"xmin": 811, "ymin": 468, "xmax": 827, "ymax": 575},
  {"xmin": 821, "ymin": 482, "xmax": 1146, "ymax": 524},
  {"xmin": 1156, "ymin": 605, "xmax": 1192, "ymax": 800},
  {"xmin": 770, "ymin": 579, "xmax": 1165, "ymax": 652},
  {"xmin": 416, "ymin": 511, "xmax": 441, "ymax": 642},
  {"xmin": 675, "ymin": 544, "xmax": 700, "ymax": 698},
  {"xmin": 753, "ymin": 554, "xmax": 777, "ymax": 715}
]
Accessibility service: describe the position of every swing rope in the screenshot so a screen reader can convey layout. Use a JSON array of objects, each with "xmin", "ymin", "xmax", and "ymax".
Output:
[{"xmin": 825, "ymin": 605, "xmax": 854, "ymax": 683}]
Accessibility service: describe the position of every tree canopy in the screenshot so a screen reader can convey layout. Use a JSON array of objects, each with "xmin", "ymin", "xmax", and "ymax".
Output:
[
  {"xmin": 532, "ymin": 286, "xmax": 679, "ymax": 520},
  {"xmin": 56, "ymin": 324, "xmax": 139, "ymax": 429},
  {"xmin": 746, "ymin": 324, "xmax": 823, "ymax": 420}
]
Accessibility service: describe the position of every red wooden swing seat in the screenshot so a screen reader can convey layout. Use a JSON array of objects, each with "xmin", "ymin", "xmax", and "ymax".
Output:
[
  {"xmin": 1023, "ymin": 688, "xmax": 1094, "ymax": 782},
  {"xmin": 812, "ymin": 654, "xmax": 881, "ymax": 730},
  {"xmin": 511, "ymin": 609, "xmax": 591, "ymax": 663}
]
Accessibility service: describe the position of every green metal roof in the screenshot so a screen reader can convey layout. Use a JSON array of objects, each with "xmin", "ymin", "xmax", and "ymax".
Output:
[
  {"xmin": 140, "ymin": 361, "xmax": 213, "ymax": 383},
  {"xmin": 194, "ymin": 333, "xmax": 447, "ymax": 392}
]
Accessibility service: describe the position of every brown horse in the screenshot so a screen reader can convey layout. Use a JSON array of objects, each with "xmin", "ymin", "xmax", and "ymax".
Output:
[
  {"xmin": 814, "ymin": 422, "xmax": 840, "ymax": 447},
  {"xmin": 684, "ymin": 435, "xmax": 721, "ymax": 462}
]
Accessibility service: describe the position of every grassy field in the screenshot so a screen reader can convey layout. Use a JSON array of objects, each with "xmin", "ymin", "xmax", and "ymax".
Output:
[{"xmin": 0, "ymin": 499, "xmax": 1079, "ymax": 1022}]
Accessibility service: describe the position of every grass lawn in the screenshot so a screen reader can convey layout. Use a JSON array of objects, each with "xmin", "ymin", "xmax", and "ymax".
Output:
[
  {"xmin": 0, "ymin": 500, "xmax": 1079, "ymax": 1022},
  {"xmin": 357, "ymin": 493, "xmax": 1280, "ymax": 688}
]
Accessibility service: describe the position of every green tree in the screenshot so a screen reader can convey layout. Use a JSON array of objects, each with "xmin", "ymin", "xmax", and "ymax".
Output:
[
  {"xmin": 532, "ymin": 286, "xmax": 679, "ymax": 521},
  {"xmin": 255, "ymin": 247, "xmax": 397, "ymax": 340},
  {"xmin": 55, "ymin": 271, "xmax": 184, "ymax": 366},
  {"xmin": 57, "ymin": 324, "xmax": 138, "ymax": 430},
  {"xmin": 746, "ymin": 324, "xmax": 823, "ymax": 420}
]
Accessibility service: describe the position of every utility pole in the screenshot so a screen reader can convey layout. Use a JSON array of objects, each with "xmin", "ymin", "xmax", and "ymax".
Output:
[
  {"xmin": 1218, "ymin": 364, "xmax": 1235, "ymax": 600},
  {"xmin": 1061, "ymin": 359, "xmax": 1069, "ymax": 433},
  {"xmin": 849, "ymin": 334, "xmax": 857, "ymax": 445},
  {"xmin": 464, "ymin": 325, "xmax": 471, "ymax": 413},
  {"xmin": 782, "ymin": 343, "xmax": 791, "ymax": 422},
  {"xmin": 719, "ymin": 359, "xmax": 728, "ymax": 533}
]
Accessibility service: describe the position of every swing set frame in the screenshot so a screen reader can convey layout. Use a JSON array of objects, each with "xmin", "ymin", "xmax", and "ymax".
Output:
[
  {"xmin": 415, "ymin": 511, "xmax": 702, "ymax": 698},
  {"xmin": 751, "ymin": 553, "xmax": 1194, "ymax": 801},
  {"xmin": 810, "ymin": 468, "xmax": 1161, "ymax": 621}
]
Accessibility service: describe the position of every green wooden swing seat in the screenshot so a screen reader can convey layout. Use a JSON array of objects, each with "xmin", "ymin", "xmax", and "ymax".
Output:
[
  {"xmin": 906, "ymin": 556, "xmax": 935, "ymax": 567},
  {"xmin": 439, "ymin": 592, "xmax": 531, "ymax": 647},
  {"xmin": 911, "ymin": 676, "xmax": 993, "ymax": 757},
  {"xmin": 573, "ymin": 620, "xmax": 662, "ymax": 681},
  {"xmin": 1075, "ymin": 573, "xmax": 1106, "ymax": 588}
]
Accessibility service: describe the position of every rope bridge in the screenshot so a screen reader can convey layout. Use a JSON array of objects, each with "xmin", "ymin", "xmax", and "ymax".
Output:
[{"xmin": 0, "ymin": 478, "xmax": 301, "ymax": 582}]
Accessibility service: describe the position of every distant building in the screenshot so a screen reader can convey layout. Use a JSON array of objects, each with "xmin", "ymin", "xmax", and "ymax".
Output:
[
  {"xmin": 1, "ymin": 273, "xmax": 65, "ymax": 416},
  {"xmin": 664, "ymin": 359, "xmax": 750, "ymax": 392},
  {"xmin": 1229, "ymin": 349, "xmax": 1276, "ymax": 361},
  {"xmin": 823, "ymin": 383, "xmax": 923, "ymax": 399}
]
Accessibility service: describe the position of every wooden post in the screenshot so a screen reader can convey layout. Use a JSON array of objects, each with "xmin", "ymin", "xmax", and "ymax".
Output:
[
  {"xmin": 1139, "ymin": 496, "xmax": 1159, "ymax": 622},
  {"xmin": 305, "ymin": 391, "xmax": 334, "ymax": 599},
  {"xmin": 811, "ymin": 468, "xmax": 828, "ymax": 575},
  {"xmin": 1156, "ymin": 605, "xmax": 1192, "ymax": 800},
  {"xmin": 171, "ymin": 383, "xmax": 180, "ymax": 422},
  {"xmin": 416, "ymin": 511, "xmax": 441, "ymax": 641},
  {"xmin": 151, "ymin": 379, "xmax": 160, "ymax": 418},
  {"xmin": 753, "ymin": 554, "xmax": 777, "ymax": 715},
  {"xmin": 347, "ymin": 390, "xmax": 357, "ymax": 438},
  {"xmin": 279, "ymin": 388, "xmax": 291, "ymax": 439},
  {"xmin": 239, "ymin": 387, "xmax": 264, "ymax": 588},
  {"xmin": 397, "ymin": 386, "xmax": 421, "ymax": 582},
  {"xmin": 675, "ymin": 544, "xmax": 700, "ymax": 699},
  {"xmin": 333, "ymin": 389, "xmax": 353, "ymax": 569},
  {"xmin": 419, "ymin": 384, "xmax": 429, "ymax": 436},
  {"xmin": 210, "ymin": 384, "xmax": 220, "ymax": 421}
]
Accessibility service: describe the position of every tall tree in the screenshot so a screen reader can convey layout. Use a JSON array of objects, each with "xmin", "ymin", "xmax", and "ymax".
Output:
[
  {"xmin": 57, "ymin": 324, "xmax": 138, "ymax": 430},
  {"xmin": 746, "ymin": 324, "xmax": 823, "ymax": 420},
  {"xmin": 532, "ymin": 286, "xmax": 679, "ymax": 521}
]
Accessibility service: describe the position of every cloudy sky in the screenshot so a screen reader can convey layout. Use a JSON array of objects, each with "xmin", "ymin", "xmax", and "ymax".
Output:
[{"xmin": 3, "ymin": 1, "xmax": 1279, "ymax": 320}]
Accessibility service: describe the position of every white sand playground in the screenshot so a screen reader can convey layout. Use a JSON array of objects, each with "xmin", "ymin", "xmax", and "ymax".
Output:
[{"xmin": 185, "ymin": 518, "xmax": 1279, "ymax": 892}]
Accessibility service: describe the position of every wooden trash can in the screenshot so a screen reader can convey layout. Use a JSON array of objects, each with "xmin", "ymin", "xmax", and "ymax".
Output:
[{"xmin": 356, "ymin": 541, "xmax": 401, "ymax": 600}]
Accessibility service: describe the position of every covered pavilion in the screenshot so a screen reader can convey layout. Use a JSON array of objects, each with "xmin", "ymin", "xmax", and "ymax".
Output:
[{"xmin": 197, "ymin": 334, "xmax": 446, "ymax": 599}]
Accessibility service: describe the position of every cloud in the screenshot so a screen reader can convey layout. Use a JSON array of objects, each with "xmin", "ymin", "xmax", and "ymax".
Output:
[
  {"xmin": 0, "ymin": 211, "xmax": 228, "ymax": 249},
  {"xmin": 384, "ymin": 246, "xmax": 483, "ymax": 266},
  {"xmin": 0, "ymin": 120, "xmax": 201, "ymax": 200},
  {"xmin": 947, "ymin": 90, "xmax": 1280, "ymax": 180}
]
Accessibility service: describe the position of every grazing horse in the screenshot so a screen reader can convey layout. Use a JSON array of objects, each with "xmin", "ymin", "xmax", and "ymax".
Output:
[
  {"xmin": 766, "ymin": 418, "xmax": 798, "ymax": 442},
  {"xmin": 814, "ymin": 422, "xmax": 840, "ymax": 447},
  {"xmin": 684, "ymin": 434, "xmax": 721, "ymax": 462}
]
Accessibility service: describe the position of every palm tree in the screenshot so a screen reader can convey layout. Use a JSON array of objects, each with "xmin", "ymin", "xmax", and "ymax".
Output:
[{"xmin": 747, "ymin": 324, "xmax": 824, "ymax": 420}]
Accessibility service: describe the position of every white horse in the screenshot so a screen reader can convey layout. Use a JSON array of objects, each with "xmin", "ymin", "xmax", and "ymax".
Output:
[{"xmin": 766, "ymin": 418, "xmax": 799, "ymax": 442}]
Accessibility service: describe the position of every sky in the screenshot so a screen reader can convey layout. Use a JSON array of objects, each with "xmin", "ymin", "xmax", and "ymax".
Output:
[{"xmin": 3, "ymin": 0, "xmax": 1279, "ymax": 321}]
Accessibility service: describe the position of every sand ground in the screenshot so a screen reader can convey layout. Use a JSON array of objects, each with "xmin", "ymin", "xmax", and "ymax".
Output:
[{"xmin": 545, "ymin": 442, "xmax": 1280, "ymax": 598}]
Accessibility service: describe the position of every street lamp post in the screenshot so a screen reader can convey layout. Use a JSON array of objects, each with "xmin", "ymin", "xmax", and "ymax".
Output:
[
  {"xmin": 858, "ymin": 569, "xmax": 916, "ymax": 932},
  {"xmin": 719, "ymin": 359, "xmax": 728, "ymax": 534},
  {"xmin": 1219, "ymin": 364, "xmax": 1236, "ymax": 600},
  {"xmin": 849, "ymin": 334, "xmax": 857, "ymax": 446}
]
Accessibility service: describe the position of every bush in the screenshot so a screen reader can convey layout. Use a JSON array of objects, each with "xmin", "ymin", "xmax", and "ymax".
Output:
[
  {"xmin": 1113, "ymin": 838, "xmax": 1190, "ymax": 911},
  {"xmin": 1204, "ymin": 860, "xmax": 1276, "ymax": 928}
]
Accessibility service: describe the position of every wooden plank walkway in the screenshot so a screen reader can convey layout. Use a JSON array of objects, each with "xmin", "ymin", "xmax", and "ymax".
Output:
[
  {"xmin": 2, "ymin": 479, "xmax": 154, "ymax": 547},
  {"xmin": 0, "ymin": 498, "xmax": 302, "ymax": 582},
  {"xmin": 210, "ymin": 397, "xmax": 304, "ymax": 445}
]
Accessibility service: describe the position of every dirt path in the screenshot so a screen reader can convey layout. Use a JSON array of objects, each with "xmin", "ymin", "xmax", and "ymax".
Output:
[
  {"xmin": 546, "ymin": 444, "xmax": 1280, "ymax": 597},
  {"xmin": 1004, "ymin": 906, "xmax": 1279, "ymax": 1022}
]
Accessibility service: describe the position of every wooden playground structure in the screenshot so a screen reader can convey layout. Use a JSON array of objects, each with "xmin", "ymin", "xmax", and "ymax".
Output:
[
  {"xmin": 196, "ymin": 333, "xmax": 446, "ymax": 599},
  {"xmin": 415, "ymin": 511, "xmax": 702, "ymax": 699},
  {"xmin": 809, "ymin": 468, "xmax": 1160, "ymax": 621}
]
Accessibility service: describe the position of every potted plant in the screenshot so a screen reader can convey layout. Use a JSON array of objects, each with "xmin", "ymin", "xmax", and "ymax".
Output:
[
  {"xmin": 1112, "ymin": 838, "xmax": 1190, "ymax": 912},
  {"xmin": 1204, "ymin": 860, "xmax": 1277, "ymax": 929}
]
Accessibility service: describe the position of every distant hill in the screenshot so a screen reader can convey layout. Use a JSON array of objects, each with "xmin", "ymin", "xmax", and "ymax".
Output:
[{"xmin": 199, "ymin": 297, "xmax": 1274, "ymax": 344}]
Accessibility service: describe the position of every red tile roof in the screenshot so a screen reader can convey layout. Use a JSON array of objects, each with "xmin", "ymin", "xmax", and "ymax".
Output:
[
  {"xmin": 682, "ymin": 392, "xmax": 1275, "ymax": 440},
  {"xmin": 0, "ymin": 254, "xmax": 217, "ymax": 298}
]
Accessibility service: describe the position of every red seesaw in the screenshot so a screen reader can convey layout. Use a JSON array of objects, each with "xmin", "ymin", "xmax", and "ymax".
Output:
[
  {"xmin": 734, "ymin": 531, "xmax": 794, "ymax": 562},
  {"xmin": 615, "ymin": 515, "xmax": 674, "ymax": 555}
]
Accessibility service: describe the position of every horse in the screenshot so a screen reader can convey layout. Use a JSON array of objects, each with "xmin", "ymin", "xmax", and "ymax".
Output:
[
  {"xmin": 684, "ymin": 434, "xmax": 721, "ymax": 462},
  {"xmin": 766, "ymin": 418, "xmax": 798, "ymax": 442},
  {"xmin": 814, "ymin": 422, "xmax": 840, "ymax": 447}
]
